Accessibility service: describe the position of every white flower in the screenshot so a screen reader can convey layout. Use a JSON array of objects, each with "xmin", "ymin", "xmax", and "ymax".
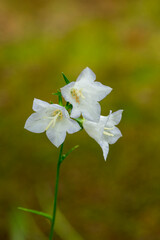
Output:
[
  {"xmin": 24, "ymin": 98, "xmax": 81, "ymax": 147},
  {"xmin": 60, "ymin": 67, "xmax": 112, "ymax": 122},
  {"xmin": 83, "ymin": 110, "xmax": 123, "ymax": 160}
]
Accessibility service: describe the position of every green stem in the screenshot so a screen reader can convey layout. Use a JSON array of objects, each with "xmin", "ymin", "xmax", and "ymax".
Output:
[{"xmin": 49, "ymin": 143, "xmax": 64, "ymax": 240}]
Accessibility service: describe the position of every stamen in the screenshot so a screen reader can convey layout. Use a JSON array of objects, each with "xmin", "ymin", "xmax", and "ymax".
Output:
[
  {"xmin": 71, "ymin": 88, "xmax": 85, "ymax": 103},
  {"xmin": 104, "ymin": 127, "xmax": 114, "ymax": 130},
  {"xmin": 103, "ymin": 131, "xmax": 114, "ymax": 137},
  {"xmin": 45, "ymin": 109, "xmax": 63, "ymax": 131},
  {"xmin": 45, "ymin": 118, "xmax": 56, "ymax": 131},
  {"xmin": 53, "ymin": 110, "xmax": 63, "ymax": 120}
]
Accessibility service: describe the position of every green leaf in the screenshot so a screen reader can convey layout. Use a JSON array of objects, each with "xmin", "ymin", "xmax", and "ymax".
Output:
[
  {"xmin": 61, "ymin": 145, "xmax": 79, "ymax": 162},
  {"xmin": 62, "ymin": 72, "xmax": 70, "ymax": 84},
  {"xmin": 18, "ymin": 207, "xmax": 52, "ymax": 221},
  {"xmin": 52, "ymin": 90, "xmax": 63, "ymax": 106},
  {"xmin": 65, "ymin": 102, "xmax": 73, "ymax": 112}
]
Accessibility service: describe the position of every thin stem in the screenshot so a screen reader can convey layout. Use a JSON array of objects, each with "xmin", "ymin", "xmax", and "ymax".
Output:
[{"xmin": 49, "ymin": 143, "xmax": 64, "ymax": 240}]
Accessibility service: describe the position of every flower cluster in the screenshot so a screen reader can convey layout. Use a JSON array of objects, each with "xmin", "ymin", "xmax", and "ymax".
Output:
[{"xmin": 25, "ymin": 67, "xmax": 123, "ymax": 160}]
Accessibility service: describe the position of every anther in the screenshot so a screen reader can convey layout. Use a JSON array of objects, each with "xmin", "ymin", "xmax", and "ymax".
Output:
[
  {"xmin": 104, "ymin": 127, "xmax": 114, "ymax": 130},
  {"xmin": 103, "ymin": 131, "xmax": 114, "ymax": 137},
  {"xmin": 70, "ymin": 88, "xmax": 85, "ymax": 103}
]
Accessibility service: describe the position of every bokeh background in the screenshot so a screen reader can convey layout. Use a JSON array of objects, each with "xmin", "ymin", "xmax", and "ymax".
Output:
[{"xmin": 0, "ymin": 0, "xmax": 160, "ymax": 239}]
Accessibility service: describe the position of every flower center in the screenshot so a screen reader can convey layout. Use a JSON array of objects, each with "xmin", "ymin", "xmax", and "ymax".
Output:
[
  {"xmin": 45, "ymin": 109, "xmax": 63, "ymax": 131},
  {"xmin": 70, "ymin": 88, "xmax": 85, "ymax": 103},
  {"xmin": 103, "ymin": 127, "xmax": 114, "ymax": 137},
  {"xmin": 52, "ymin": 109, "xmax": 63, "ymax": 119}
]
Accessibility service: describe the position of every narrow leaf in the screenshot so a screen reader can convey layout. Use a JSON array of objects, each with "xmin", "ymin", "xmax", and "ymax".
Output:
[
  {"xmin": 61, "ymin": 145, "xmax": 79, "ymax": 162},
  {"xmin": 62, "ymin": 72, "xmax": 70, "ymax": 84},
  {"xmin": 58, "ymin": 95, "xmax": 63, "ymax": 106},
  {"xmin": 65, "ymin": 102, "xmax": 73, "ymax": 112},
  {"xmin": 18, "ymin": 207, "xmax": 52, "ymax": 221},
  {"xmin": 52, "ymin": 90, "xmax": 63, "ymax": 106},
  {"xmin": 52, "ymin": 92, "xmax": 59, "ymax": 96}
]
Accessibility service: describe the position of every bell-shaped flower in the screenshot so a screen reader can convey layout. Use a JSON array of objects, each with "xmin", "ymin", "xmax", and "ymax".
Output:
[
  {"xmin": 24, "ymin": 98, "xmax": 81, "ymax": 147},
  {"xmin": 61, "ymin": 67, "xmax": 112, "ymax": 122},
  {"xmin": 83, "ymin": 110, "xmax": 123, "ymax": 160}
]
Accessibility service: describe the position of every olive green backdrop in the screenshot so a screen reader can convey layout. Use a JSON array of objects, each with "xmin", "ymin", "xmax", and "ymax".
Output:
[{"xmin": 0, "ymin": 0, "xmax": 160, "ymax": 239}]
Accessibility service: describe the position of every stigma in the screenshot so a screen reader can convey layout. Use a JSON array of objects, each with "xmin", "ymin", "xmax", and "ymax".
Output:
[{"xmin": 70, "ymin": 88, "xmax": 85, "ymax": 103}]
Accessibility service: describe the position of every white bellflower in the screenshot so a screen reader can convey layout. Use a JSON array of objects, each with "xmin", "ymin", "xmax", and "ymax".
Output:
[
  {"xmin": 61, "ymin": 67, "xmax": 112, "ymax": 122},
  {"xmin": 83, "ymin": 110, "xmax": 123, "ymax": 160},
  {"xmin": 24, "ymin": 98, "xmax": 81, "ymax": 147}
]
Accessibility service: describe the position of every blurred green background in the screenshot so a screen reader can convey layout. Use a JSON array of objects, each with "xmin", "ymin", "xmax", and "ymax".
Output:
[{"xmin": 0, "ymin": 0, "xmax": 160, "ymax": 239}]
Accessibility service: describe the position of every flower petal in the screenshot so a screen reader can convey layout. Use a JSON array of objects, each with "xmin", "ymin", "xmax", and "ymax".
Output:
[
  {"xmin": 104, "ymin": 126, "xmax": 122, "ymax": 144},
  {"xmin": 84, "ymin": 119, "xmax": 109, "ymax": 161},
  {"xmin": 83, "ymin": 119, "xmax": 103, "ymax": 143},
  {"xmin": 46, "ymin": 122, "xmax": 66, "ymax": 147},
  {"xmin": 81, "ymin": 100, "xmax": 101, "ymax": 122},
  {"xmin": 60, "ymin": 82, "xmax": 75, "ymax": 103},
  {"xmin": 65, "ymin": 119, "xmax": 81, "ymax": 134},
  {"xmin": 89, "ymin": 82, "xmax": 112, "ymax": 101},
  {"xmin": 76, "ymin": 67, "xmax": 96, "ymax": 83},
  {"xmin": 99, "ymin": 140, "xmax": 109, "ymax": 161},
  {"xmin": 107, "ymin": 110, "xmax": 123, "ymax": 126},
  {"xmin": 99, "ymin": 116, "xmax": 108, "ymax": 126},
  {"xmin": 32, "ymin": 98, "xmax": 50, "ymax": 112},
  {"xmin": 70, "ymin": 107, "xmax": 81, "ymax": 118},
  {"xmin": 24, "ymin": 113, "xmax": 50, "ymax": 133}
]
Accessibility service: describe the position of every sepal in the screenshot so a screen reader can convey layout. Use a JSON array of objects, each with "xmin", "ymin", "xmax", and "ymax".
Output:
[{"xmin": 62, "ymin": 72, "xmax": 70, "ymax": 85}]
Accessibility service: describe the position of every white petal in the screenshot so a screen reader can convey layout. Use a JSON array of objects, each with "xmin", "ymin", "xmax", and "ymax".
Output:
[
  {"xmin": 99, "ymin": 140, "xmax": 109, "ymax": 161},
  {"xmin": 82, "ymin": 100, "xmax": 101, "ymax": 122},
  {"xmin": 84, "ymin": 81, "xmax": 112, "ymax": 102},
  {"xmin": 69, "ymin": 93, "xmax": 101, "ymax": 121},
  {"xmin": 107, "ymin": 110, "xmax": 123, "ymax": 126},
  {"xmin": 65, "ymin": 119, "xmax": 81, "ymax": 134},
  {"xmin": 83, "ymin": 119, "xmax": 103, "ymax": 143},
  {"xmin": 84, "ymin": 120, "xmax": 109, "ymax": 161},
  {"xmin": 32, "ymin": 98, "xmax": 50, "ymax": 112},
  {"xmin": 83, "ymin": 119, "xmax": 110, "ymax": 161},
  {"xmin": 104, "ymin": 126, "xmax": 122, "ymax": 145},
  {"xmin": 50, "ymin": 104, "xmax": 63, "ymax": 109},
  {"xmin": 70, "ymin": 107, "xmax": 81, "ymax": 118},
  {"xmin": 76, "ymin": 67, "xmax": 96, "ymax": 83},
  {"xmin": 24, "ymin": 113, "xmax": 50, "ymax": 133},
  {"xmin": 60, "ymin": 82, "xmax": 75, "ymax": 103},
  {"xmin": 47, "ymin": 104, "xmax": 65, "ymax": 112},
  {"xmin": 99, "ymin": 115, "xmax": 108, "ymax": 126},
  {"xmin": 46, "ymin": 121, "xmax": 66, "ymax": 147},
  {"xmin": 94, "ymin": 82, "xmax": 112, "ymax": 101}
]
